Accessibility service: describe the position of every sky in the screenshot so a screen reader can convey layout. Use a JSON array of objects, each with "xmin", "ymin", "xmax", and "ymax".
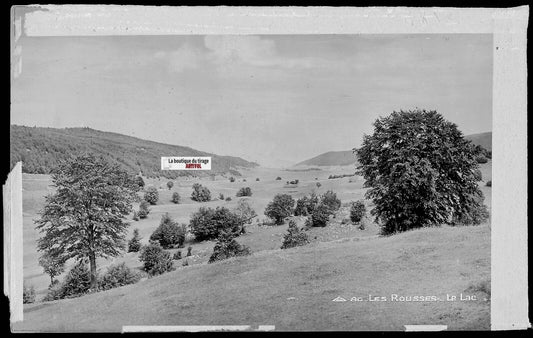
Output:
[{"xmin": 11, "ymin": 34, "xmax": 492, "ymax": 167}]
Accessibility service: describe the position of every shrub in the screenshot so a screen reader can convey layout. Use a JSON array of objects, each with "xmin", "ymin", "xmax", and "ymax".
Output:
[
  {"xmin": 309, "ymin": 203, "xmax": 331, "ymax": 227},
  {"xmin": 320, "ymin": 190, "xmax": 341, "ymax": 213},
  {"xmin": 486, "ymin": 180, "xmax": 492, "ymax": 187},
  {"xmin": 144, "ymin": 186, "xmax": 159, "ymax": 205},
  {"xmin": 473, "ymin": 169, "xmax": 483, "ymax": 181},
  {"xmin": 208, "ymin": 232, "xmax": 251, "ymax": 263},
  {"xmin": 289, "ymin": 179, "xmax": 299, "ymax": 185},
  {"xmin": 23, "ymin": 282, "xmax": 35, "ymax": 304},
  {"xmin": 59, "ymin": 260, "xmax": 93, "ymax": 298},
  {"xmin": 191, "ymin": 183, "xmax": 211, "ymax": 202},
  {"xmin": 256, "ymin": 178, "xmax": 260, "ymax": 181},
  {"xmin": 219, "ymin": 193, "xmax": 225, "ymax": 200},
  {"xmin": 135, "ymin": 176, "xmax": 145, "ymax": 188},
  {"xmin": 264, "ymin": 194, "xmax": 295, "ymax": 225},
  {"xmin": 189, "ymin": 206, "xmax": 243, "ymax": 241},
  {"xmin": 350, "ymin": 201, "xmax": 366, "ymax": 224},
  {"xmin": 139, "ymin": 243, "xmax": 175, "ymax": 276},
  {"xmin": 150, "ymin": 213, "xmax": 186, "ymax": 249},
  {"xmin": 229, "ymin": 177, "xmax": 235, "ymax": 182},
  {"xmin": 316, "ymin": 182, "xmax": 321, "ymax": 188},
  {"xmin": 132, "ymin": 211, "xmax": 139, "ymax": 221},
  {"xmin": 476, "ymin": 156, "xmax": 489, "ymax": 164},
  {"xmin": 173, "ymin": 251, "xmax": 182, "ymax": 260},
  {"xmin": 276, "ymin": 177, "xmax": 282, "ymax": 180},
  {"xmin": 167, "ymin": 181, "xmax": 174, "ymax": 190},
  {"xmin": 236, "ymin": 187, "xmax": 252, "ymax": 197},
  {"xmin": 138, "ymin": 201, "xmax": 151, "ymax": 219},
  {"xmin": 243, "ymin": 179, "xmax": 247, "ymax": 182},
  {"xmin": 98, "ymin": 263, "xmax": 142, "ymax": 291},
  {"xmin": 225, "ymin": 197, "xmax": 232, "ymax": 201},
  {"xmin": 281, "ymin": 220, "xmax": 309, "ymax": 249},
  {"xmin": 182, "ymin": 259, "xmax": 189, "ymax": 266},
  {"xmin": 171, "ymin": 191, "xmax": 181, "ymax": 204},
  {"xmin": 355, "ymin": 109, "xmax": 488, "ymax": 235},
  {"xmin": 128, "ymin": 228, "xmax": 142, "ymax": 252}
]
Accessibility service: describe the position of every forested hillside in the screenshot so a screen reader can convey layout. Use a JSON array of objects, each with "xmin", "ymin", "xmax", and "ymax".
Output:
[{"xmin": 10, "ymin": 125, "xmax": 258, "ymax": 178}]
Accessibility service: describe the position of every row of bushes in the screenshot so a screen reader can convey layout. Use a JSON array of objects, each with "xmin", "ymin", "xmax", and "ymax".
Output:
[
  {"xmin": 328, "ymin": 173, "xmax": 356, "ymax": 179},
  {"xmin": 42, "ymin": 261, "xmax": 143, "ymax": 302}
]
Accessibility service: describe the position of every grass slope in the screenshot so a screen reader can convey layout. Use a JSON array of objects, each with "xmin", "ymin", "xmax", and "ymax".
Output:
[
  {"xmin": 10, "ymin": 125, "xmax": 258, "ymax": 178},
  {"xmin": 17, "ymin": 225, "xmax": 490, "ymax": 332}
]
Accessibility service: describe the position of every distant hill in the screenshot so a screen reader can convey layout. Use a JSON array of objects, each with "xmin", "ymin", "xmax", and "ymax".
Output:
[
  {"xmin": 295, "ymin": 150, "xmax": 357, "ymax": 167},
  {"xmin": 465, "ymin": 132, "xmax": 492, "ymax": 151},
  {"xmin": 10, "ymin": 125, "xmax": 258, "ymax": 178}
]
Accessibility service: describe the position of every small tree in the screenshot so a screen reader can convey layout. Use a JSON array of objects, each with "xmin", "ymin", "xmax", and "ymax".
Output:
[
  {"xmin": 128, "ymin": 228, "xmax": 142, "ymax": 252},
  {"xmin": 98, "ymin": 263, "xmax": 141, "ymax": 291},
  {"xmin": 355, "ymin": 109, "xmax": 488, "ymax": 234},
  {"xmin": 35, "ymin": 153, "xmax": 139, "ymax": 290},
  {"xmin": 236, "ymin": 187, "xmax": 252, "ymax": 197},
  {"xmin": 310, "ymin": 203, "xmax": 331, "ymax": 227},
  {"xmin": 132, "ymin": 211, "xmax": 140, "ymax": 221},
  {"xmin": 138, "ymin": 201, "xmax": 151, "ymax": 219},
  {"xmin": 208, "ymin": 232, "xmax": 251, "ymax": 263},
  {"xmin": 167, "ymin": 181, "xmax": 174, "ymax": 190},
  {"xmin": 350, "ymin": 200, "xmax": 366, "ymax": 224},
  {"xmin": 276, "ymin": 177, "xmax": 282, "ymax": 180},
  {"xmin": 60, "ymin": 260, "xmax": 93, "ymax": 298},
  {"xmin": 316, "ymin": 182, "xmax": 322, "ymax": 188},
  {"xmin": 486, "ymin": 180, "xmax": 492, "ymax": 187},
  {"xmin": 38, "ymin": 251, "xmax": 66, "ymax": 285},
  {"xmin": 139, "ymin": 243, "xmax": 175, "ymax": 276},
  {"xmin": 229, "ymin": 177, "xmax": 235, "ymax": 183},
  {"xmin": 150, "ymin": 213, "xmax": 186, "ymax": 249},
  {"xmin": 219, "ymin": 193, "xmax": 225, "ymax": 200},
  {"xmin": 191, "ymin": 183, "xmax": 211, "ymax": 202},
  {"xmin": 281, "ymin": 220, "xmax": 309, "ymax": 249},
  {"xmin": 189, "ymin": 206, "xmax": 243, "ymax": 241},
  {"xmin": 256, "ymin": 178, "xmax": 260, "ymax": 181},
  {"xmin": 171, "ymin": 192, "xmax": 181, "ymax": 204},
  {"xmin": 233, "ymin": 199, "xmax": 257, "ymax": 233},
  {"xmin": 144, "ymin": 186, "xmax": 159, "ymax": 205},
  {"xmin": 264, "ymin": 194, "xmax": 295, "ymax": 225},
  {"xmin": 320, "ymin": 190, "xmax": 341, "ymax": 214},
  {"xmin": 294, "ymin": 193, "xmax": 319, "ymax": 216}
]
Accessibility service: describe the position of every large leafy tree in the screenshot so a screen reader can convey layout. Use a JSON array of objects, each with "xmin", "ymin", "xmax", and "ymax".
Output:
[
  {"xmin": 355, "ymin": 109, "xmax": 487, "ymax": 235},
  {"xmin": 36, "ymin": 153, "xmax": 140, "ymax": 289}
]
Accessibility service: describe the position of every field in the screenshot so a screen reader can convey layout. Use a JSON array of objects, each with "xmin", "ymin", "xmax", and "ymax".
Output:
[{"xmin": 17, "ymin": 162, "xmax": 492, "ymax": 331}]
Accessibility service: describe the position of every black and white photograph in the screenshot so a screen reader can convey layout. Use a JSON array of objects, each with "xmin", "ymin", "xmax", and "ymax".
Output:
[{"xmin": 6, "ymin": 5, "xmax": 528, "ymax": 332}]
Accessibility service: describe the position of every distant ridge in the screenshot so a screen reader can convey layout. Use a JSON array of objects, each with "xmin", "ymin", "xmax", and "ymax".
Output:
[
  {"xmin": 295, "ymin": 132, "xmax": 492, "ymax": 167},
  {"xmin": 295, "ymin": 150, "xmax": 357, "ymax": 167},
  {"xmin": 10, "ymin": 125, "xmax": 258, "ymax": 178}
]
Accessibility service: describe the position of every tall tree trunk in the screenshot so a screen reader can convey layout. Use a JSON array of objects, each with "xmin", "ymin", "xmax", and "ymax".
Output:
[{"xmin": 89, "ymin": 253, "xmax": 97, "ymax": 290}]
